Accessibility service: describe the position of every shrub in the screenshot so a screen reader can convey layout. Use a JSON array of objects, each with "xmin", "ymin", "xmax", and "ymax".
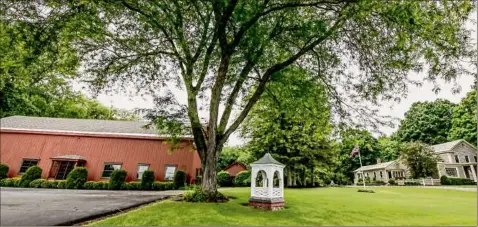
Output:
[
  {"xmin": 195, "ymin": 176, "xmax": 202, "ymax": 185},
  {"xmin": 217, "ymin": 171, "xmax": 232, "ymax": 187},
  {"xmin": 375, "ymin": 180, "xmax": 385, "ymax": 185},
  {"xmin": 84, "ymin": 181, "xmax": 95, "ymax": 189},
  {"xmin": 66, "ymin": 167, "xmax": 88, "ymax": 189},
  {"xmin": 48, "ymin": 181, "xmax": 59, "ymax": 188},
  {"xmin": 29, "ymin": 179, "xmax": 47, "ymax": 188},
  {"xmin": 92, "ymin": 182, "xmax": 106, "ymax": 190},
  {"xmin": 404, "ymin": 181, "xmax": 421, "ymax": 186},
  {"xmin": 57, "ymin": 180, "xmax": 67, "ymax": 189},
  {"xmin": 184, "ymin": 187, "xmax": 208, "ymax": 202},
  {"xmin": 440, "ymin": 175, "xmax": 451, "ymax": 185},
  {"xmin": 388, "ymin": 179, "xmax": 396, "ymax": 185},
  {"xmin": 0, "ymin": 163, "xmax": 9, "ymax": 179},
  {"xmin": 109, "ymin": 169, "xmax": 127, "ymax": 190},
  {"xmin": 19, "ymin": 166, "xmax": 42, "ymax": 187},
  {"xmin": 124, "ymin": 182, "xmax": 142, "ymax": 190},
  {"xmin": 152, "ymin": 182, "xmax": 175, "ymax": 191},
  {"xmin": 174, "ymin": 170, "xmax": 186, "ymax": 189},
  {"xmin": 41, "ymin": 180, "xmax": 52, "ymax": 188},
  {"xmin": 141, "ymin": 170, "xmax": 155, "ymax": 190},
  {"xmin": 234, "ymin": 171, "xmax": 251, "ymax": 187}
]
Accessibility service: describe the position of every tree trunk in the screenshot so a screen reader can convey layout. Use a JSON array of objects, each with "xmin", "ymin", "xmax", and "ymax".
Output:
[
  {"xmin": 292, "ymin": 172, "xmax": 297, "ymax": 187},
  {"xmin": 287, "ymin": 168, "xmax": 292, "ymax": 187},
  {"xmin": 200, "ymin": 145, "xmax": 222, "ymax": 200},
  {"xmin": 310, "ymin": 167, "xmax": 314, "ymax": 187}
]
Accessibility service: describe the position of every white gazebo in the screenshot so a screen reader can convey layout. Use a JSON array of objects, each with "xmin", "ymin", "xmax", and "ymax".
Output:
[{"xmin": 249, "ymin": 153, "xmax": 285, "ymax": 210}]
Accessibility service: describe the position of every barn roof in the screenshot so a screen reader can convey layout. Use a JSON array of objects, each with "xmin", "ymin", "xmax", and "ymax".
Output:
[{"xmin": 0, "ymin": 116, "xmax": 192, "ymax": 139}]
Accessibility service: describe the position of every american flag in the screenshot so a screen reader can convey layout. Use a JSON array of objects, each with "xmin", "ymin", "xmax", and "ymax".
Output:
[{"xmin": 350, "ymin": 144, "xmax": 359, "ymax": 158}]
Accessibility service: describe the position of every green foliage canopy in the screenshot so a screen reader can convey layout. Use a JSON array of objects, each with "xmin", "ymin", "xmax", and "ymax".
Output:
[
  {"xmin": 394, "ymin": 99, "xmax": 456, "ymax": 145},
  {"xmin": 449, "ymin": 90, "xmax": 477, "ymax": 145}
]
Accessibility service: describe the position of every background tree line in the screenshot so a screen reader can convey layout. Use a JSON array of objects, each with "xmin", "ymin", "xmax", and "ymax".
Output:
[{"xmin": 218, "ymin": 90, "xmax": 476, "ymax": 186}]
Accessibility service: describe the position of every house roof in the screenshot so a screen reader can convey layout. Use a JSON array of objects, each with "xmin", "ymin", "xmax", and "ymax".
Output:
[
  {"xmin": 251, "ymin": 153, "xmax": 285, "ymax": 166},
  {"xmin": 354, "ymin": 160, "xmax": 395, "ymax": 172},
  {"xmin": 430, "ymin": 139, "xmax": 474, "ymax": 153},
  {"xmin": 0, "ymin": 116, "xmax": 192, "ymax": 139}
]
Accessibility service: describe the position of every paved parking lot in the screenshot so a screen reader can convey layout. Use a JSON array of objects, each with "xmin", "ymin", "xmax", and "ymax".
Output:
[{"xmin": 0, "ymin": 187, "xmax": 182, "ymax": 226}]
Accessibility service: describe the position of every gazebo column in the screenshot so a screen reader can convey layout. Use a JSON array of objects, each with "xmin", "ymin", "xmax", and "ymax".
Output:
[
  {"xmin": 250, "ymin": 169, "xmax": 256, "ymax": 197},
  {"xmin": 267, "ymin": 168, "xmax": 273, "ymax": 197},
  {"xmin": 280, "ymin": 168, "xmax": 284, "ymax": 198}
]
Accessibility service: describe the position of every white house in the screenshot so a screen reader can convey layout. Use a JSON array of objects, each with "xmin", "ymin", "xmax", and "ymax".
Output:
[
  {"xmin": 353, "ymin": 159, "xmax": 409, "ymax": 184},
  {"xmin": 432, "ymin": 139, "xmax": 477, "ymax": 182},
  {"xmin": 354, "ymin": 139, "xmax": 477, "ymax": 184}
]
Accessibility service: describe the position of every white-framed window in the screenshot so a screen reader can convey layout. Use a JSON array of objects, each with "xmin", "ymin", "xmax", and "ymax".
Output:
[
  {"xmin": 475, "ymin": 156, "xmax": 477, "ymax": 163},
  {"xmin": 164, "ymin": 165, "xmax": 177, "ymax": 181},
  {"xmin": 465, "ymin": 156, "xmax": 470, "ymax": 163},
  {"xmin": 380, "ymin": 171, "xmax": 383, "ymax": 178},
  {"xmin": 137, "ymin": 164, "xmax": 149, "ymax": 180},
  {"xmin": 454, "ymin": 155, "xmax": 460, "ymax": 163},
  {"xmin": 101, "ymin": 163, "xmax": 122, "ymax": 178},
  {"xmin": 445, "ymin": 168, "xmax": 458, "ymax": 177}
]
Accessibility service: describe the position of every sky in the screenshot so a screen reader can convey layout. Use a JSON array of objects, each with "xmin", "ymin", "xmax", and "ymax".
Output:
[{"xmin": 73, "ymin": 9, "xmax": 477, "ymax": 146}]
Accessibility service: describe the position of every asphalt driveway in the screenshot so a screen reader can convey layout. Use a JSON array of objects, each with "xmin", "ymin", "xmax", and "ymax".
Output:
[{"xmin": 0, "ymin": 187, "xmax": 182, "ymax": 226}]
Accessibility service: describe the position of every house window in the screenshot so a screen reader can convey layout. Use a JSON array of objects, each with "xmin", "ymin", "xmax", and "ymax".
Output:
[
  {"xmin": 445, "ymin": 168, "xmax": 458, "ymax": 177},
  {"xmin": 454, "ymin": 155, "xmax": 460, "ymax": 163},
  {"xmin": 465, "ymin": 156, "xmax": 470, "ymax": 163},
  {"xmin": 136, "ymin": 164, "xmax": 149, "ymax": 180},
  {"xmin": 380, "ymin": 171, "xmax": 383, "ymax": 178},
  {"xmin": 373, "ymin": 172, "xmax": 376, "ymax": 178},
  {"xmin": 475, "ymin": 156, "xmax": 477, "ymax": 163},
  {"xmin": 19, "ymin": 159, "xmax": 39, "ymax": 173},
  {"xmin": 101, "ymin": 163, "xmax": 122, "ymax": 178},
  {"xmin": 164, "ymin": 165, "xmax": 177, "ymax": 181}
]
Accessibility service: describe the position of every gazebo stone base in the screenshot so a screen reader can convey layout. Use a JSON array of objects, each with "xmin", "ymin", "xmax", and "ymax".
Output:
[{"xmin": 249, "ymin": 197, "xmax": 285, "ymax": 210}]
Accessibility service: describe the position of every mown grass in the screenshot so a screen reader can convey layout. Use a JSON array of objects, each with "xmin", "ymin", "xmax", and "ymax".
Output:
[{"xmin": 88, "ymin": 187, "xmax": 476, "ymax": 226}]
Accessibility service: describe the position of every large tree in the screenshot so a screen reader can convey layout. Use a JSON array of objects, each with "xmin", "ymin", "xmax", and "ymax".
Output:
[
  {"xmin": 394, "ymin": 99, "xmax": 457, "ymax": 145},
  {"xmin": 4, "ymin": 1, "xmax": 475, "ymax": 199},
  {"xmin": 449, "ymin": 90, "xmax": 477, "ymax": 145},
  {"xmin": 399, "ymin": 142, "xmax": 441, "ymax": 178},
  {"xmin": 241, "ymin": 67, "xmax": 336, "ymax": 187},
  {"xmin": 336, "ymin": 128, "xmax": 380, "ymax": 181}
]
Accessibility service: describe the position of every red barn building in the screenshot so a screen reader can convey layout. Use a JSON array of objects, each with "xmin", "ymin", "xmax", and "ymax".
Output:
[
  {"xmin": 222, "ymin": 162, "xmax": 248, "ymax": 177},
  {"xmin": 0, "ymin": 116, "xmax": 202, "ymax": 183}
]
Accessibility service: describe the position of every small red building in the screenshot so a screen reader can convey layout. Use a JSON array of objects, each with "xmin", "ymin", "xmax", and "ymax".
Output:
[
  {"xmin": 0, "ymin": 116, "xmax": 202, "ymax": 183},
  {"xmin": 222, "ymin": 162, "xmax": 248, "ymax": 177}
]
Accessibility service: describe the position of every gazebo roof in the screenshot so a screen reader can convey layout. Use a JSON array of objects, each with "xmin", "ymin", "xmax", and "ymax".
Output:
[{"xmin": 251, "ymin": 153, "xmax": 284, "ymax": 166}]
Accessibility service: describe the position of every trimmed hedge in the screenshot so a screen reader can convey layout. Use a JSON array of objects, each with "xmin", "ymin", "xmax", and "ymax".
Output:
[
  {"xmin": 19, "ymin": 166, "xmax": 42, "ymax": 187},
  {"xmin": 29, "ymin": 179, "xmax": 47, "ymax": 188},
  {"xmin": 57, "ymin": 180, "xmax": 67, "ymax": 189},
  {"xmin": 66, "ymin": 167, "xmax": 88, "ymax": 189},
  {"xmin": 153, "ymin": 181, "xmax": 175, "ymax": 190},
  {"xmin": 217, "ymin": 170, "xmax": 232, "ymax": 187},
  {"xmin": 234, "ymin": 171, "xmax": 251, "ymax": 187},
  {"xmin": 441, "ymin": 176, "xmax": 474, "ymax": 185},
  {"xmin": 0, "ymin": 163, "xmax": 9, "ymax": 179},
  {"xmin": 404, "ymin": 181, "xmax": 422, "ymax": 186},
  {"xmin": 84, "ymin": 181, "xmax": 96, "ymax": 189},
  {"xmin": 141, "ymin": 170, "xmax": 155, "ymax": 190},
  {"xmin": 174, "ymin": 170, "xmax": 186, "ymax": 189},
  {"xmin": 109, "ymin": 169, "xmax": 127, "ymax": 190}
]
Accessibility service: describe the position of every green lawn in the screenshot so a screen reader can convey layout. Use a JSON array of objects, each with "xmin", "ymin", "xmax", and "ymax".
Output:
[{"xmin": 88, "ymin": 187, "xmax": 476, "ymax": 226}]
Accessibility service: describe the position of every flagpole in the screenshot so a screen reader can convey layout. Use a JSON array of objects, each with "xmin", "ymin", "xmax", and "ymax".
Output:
[{"xmin": 358, "ymin": 151, "xmax": 366, "ymax": 189}]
